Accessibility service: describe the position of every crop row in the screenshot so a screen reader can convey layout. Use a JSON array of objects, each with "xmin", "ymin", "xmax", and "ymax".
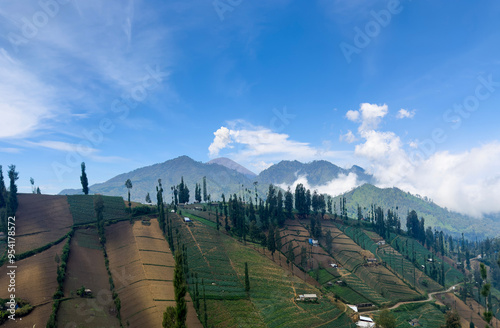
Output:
[{"xmin": 67, "ymin": 195, "xmax": 126, "ymax": 225}]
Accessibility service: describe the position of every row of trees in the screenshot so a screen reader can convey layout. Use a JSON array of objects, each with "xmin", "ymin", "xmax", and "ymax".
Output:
[
  {"xmin": 163, "ymin": 250, "xmax": 187, "ymax": 327},
  {"xmin": 0, "ymin": 165, "xmax": 19, "ymax": 234}
]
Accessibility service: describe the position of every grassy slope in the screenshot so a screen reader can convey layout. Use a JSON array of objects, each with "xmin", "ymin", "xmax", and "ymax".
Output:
[
  {"xmin": 174, "ymin": 214, "xmax": 356, "ymax": 327},
  {"xmin": 333, "ymin": 184, "xmax": 499, "ymax": 238},
  {"xmin": 373, "ymin": 302, "xmax": 445, "ymax": 327}
]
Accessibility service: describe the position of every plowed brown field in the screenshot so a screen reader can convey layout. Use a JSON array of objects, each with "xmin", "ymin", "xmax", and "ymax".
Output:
[
  {"xmin": 0, "ymin": 241, "xmax": 65, "ymax": 326},
  {"xmin": 14, "ymin": 193, "xmax": 73, "ymax": 254},
  {"xmin": 106, "ymin": 220, "xmax": 202, "ymax": 327}
]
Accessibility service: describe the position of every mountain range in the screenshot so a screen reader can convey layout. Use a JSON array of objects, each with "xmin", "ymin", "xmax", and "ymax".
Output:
[
  {"xmin": 59, "ymin": 155, "xmax": 370, "ymax": 202},
  {"xmin": 59, "ymin": 155, "xmax": 499, "ymax": 238}
]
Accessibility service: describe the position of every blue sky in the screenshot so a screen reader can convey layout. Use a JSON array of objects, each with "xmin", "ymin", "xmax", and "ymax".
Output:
[{"xmin": 1, "ymin": 0, "xmax": 500, "ymax": 216}]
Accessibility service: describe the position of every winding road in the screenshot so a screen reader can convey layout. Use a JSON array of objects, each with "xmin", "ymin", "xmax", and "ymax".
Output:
[{"xmin": 364, "ymin": 283, "xmax": 461, "ymax": 313}]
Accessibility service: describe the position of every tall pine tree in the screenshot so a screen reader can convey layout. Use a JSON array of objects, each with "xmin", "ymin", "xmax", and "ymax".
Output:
[
  {"xmin": 7, "ymin": 165, "xmax": 19, "ymax": 217},
  {"xmin": 0, "ymin": 165, "xmax": 6, "ymax": 208},
  {"xmin": 80, "ymin": 162, "xmax": 89, "ymax": 195}
]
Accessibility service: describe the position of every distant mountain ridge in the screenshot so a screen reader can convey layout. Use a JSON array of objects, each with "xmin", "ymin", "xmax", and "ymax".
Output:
[
  {"xmin": 58, "ymin": 155, "xmax": 499, "ymax": 238},
  {"xmin": 208, "ymin": 157, "xmax": 256, "ymax": 178},
  {"xmin": 59, "ymin": 156, "xmax": 372, "ymax": 203},
  {"xmin": 60, "ymin": 155, "xmax": 257, "ymax": 202},
  {"xmin": 256, "ymin": 160, "xmax": 374, "ymax": 186}
]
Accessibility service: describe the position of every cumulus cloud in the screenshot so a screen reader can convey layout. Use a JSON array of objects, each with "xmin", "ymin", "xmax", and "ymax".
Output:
[
  {"xmin": 278, "ymin": 172, "xmax": 363, "ymax": 198},
  {"xmin": 208, "ymin": 127, "xmax": 234, "ymax": 157},
  {"xmin": 346, "ymin": 103, "xmax": 500, "ymax": 217},
  {"xmin": 346, "ymin": 110, "xmax": 360, "ymax": 122},
  {"xmin": 346, "ymin": 103, "xmax": 388, "ymax": 133},
  {"xmin": 340, "ymin": 130, "xmax": 357, "ymax": 143},
  {"xmin": 397, "ymin": 108, "xmax": 416, "ymax": 119},
  {"xmin": 208, "ymin": 122, "xmax": 352, "ymax": 173}
]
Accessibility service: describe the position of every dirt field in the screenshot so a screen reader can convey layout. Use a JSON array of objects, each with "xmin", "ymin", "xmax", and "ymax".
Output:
[
  {"xmin": 0, "ymin": 241, "xmax": 65, "ymax": 327},
  {"xmin": 57, "ymin": 228, "xmax": 120, "ymax": 328},
  {"xmin": 14, "ymin": 193, "xmax": 73, "ymax": 254},
  {"xmin": 437, "ymin": 292, "xmax": 499, "ymax": 328},
  {"xmin": 106, "ymin": 220, "xmax": 202, "ymax": 327}
]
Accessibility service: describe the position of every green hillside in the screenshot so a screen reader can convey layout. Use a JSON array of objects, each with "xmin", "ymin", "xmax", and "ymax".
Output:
[{"xmin": 333, "ymin": 184, "xmax": 500, "ymax": 239}]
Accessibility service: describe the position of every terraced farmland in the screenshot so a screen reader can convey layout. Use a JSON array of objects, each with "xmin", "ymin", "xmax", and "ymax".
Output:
[
  {"xmin": 337, "ymin": 225, "xmax": 442, "ymax": 293},
  {"xmin": 322, "ymin": 221, "xmax": 423, "ymax": 305},
  {"xmin": 377, "ymin": 302, "xmax": 445, "ymax": 327},
  {"xmin": 67, "ymin": 195, "xmax": 126, "ymax": 225},
  {"xmin": 105, "ymin": 219, "xmax": 202, "ymax": 327},
  {"xmin": 57, "ymin": 228, "xmax": 120, "ymax": 327},
  {"xmin": 172, "ymin": 213, "xmax": 247, "ymax": 301},
  {"xmin": 0, "ymin": 241, "xmax": 65, "ymax": 327},
  {"xmin": 388, "ymin": 233, "xmax": 463, "ymax": 288},
  {"xmin": 173, "ymin": 215, "xmax": 356, "ymax": 327},
  {"xmin": 14, "ymin": 193, "xmax": 73, "ymax": 254},
  {"xmin": 222, "ymin": 230, "xmax": 356, "ymax": 328}
]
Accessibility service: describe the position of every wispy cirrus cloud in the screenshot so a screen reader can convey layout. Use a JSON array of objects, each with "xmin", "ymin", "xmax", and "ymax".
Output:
[
  {"xmin": 0, "ymin": 0, "xmax": 173, "ymax": 140},
  {"xmin": 0, "ymin": 49, "xmax": 59, "ymax": 139},
  {"xmin": 26, "ymin": 140, "xmax": 126, "ymax": 163}
]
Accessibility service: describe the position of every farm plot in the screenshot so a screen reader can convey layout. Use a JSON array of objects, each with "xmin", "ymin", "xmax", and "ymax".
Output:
[
  {"xmin": 338, "ymin": 226, "xmax": 442, "ymax": 293},
  {"xmin": 388, "ymin": 233, "xmax": 463, "ymax": 288},
  {"xmin": 14, "ymin": 193, "xmax": 73, "ymax": 254},
  {"xmin": 0, "ymin": 241, "xmax": 65, "ymax": 327},
  {"xmin": 183, "ymin": 208, "xmax": 218, "ymax": 226},
  {"xmin": 376, "ymin": 302, "xmax": 445, "ymax": 328},
  {"xmin": 171, "ymin": 214, "xmax": 247, "ymax": 301},
  {"xmin": 279, "ymin": 221, "xmax": 333, "ymax": 270},
  {"xmin": 106, "ymin": 220, "xmax": 202, "ymax": 328},
  {"xmin": 57, "ymin": 228, "xmax": 120, "ymax": 328},
  {"xmin": 67, "ymin": 195, "xmax": 126, "ymax": 225},
  {"xmin": 323, "ymin": 223, "xmax": 422, "ymax": 305},
  {"xmin": 220, "ymin": 232, "xmax": 356, "ymax": 328}
]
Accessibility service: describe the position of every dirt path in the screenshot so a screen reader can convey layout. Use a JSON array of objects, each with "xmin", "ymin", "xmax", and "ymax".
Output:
[
  {"xmin": 185, "ymin": 221, "xmax": 212, "ymax": 270},
  {"xmin": 364, "ymin": 283, "xmax": 461, "ymax": 313},
  {"xmin": 311, "ymin": 297, "xmax": 348, "ymax": 328}
]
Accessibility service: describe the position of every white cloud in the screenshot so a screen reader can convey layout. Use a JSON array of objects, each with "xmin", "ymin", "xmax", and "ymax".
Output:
[
  {"xmin": 209, "ymin": 126, "xmax": 234, "ymax": 157},
  {"xmin": 26, "ymin": 140, "xmax": 126, "ymax": 163},
  {"xmin": 340, "ymin": 130, "xmax": 357, "ymax": 143},
  {"xmin": 397, "ymin": 108, "xmax": 416, "ymax": 119},
  {"xmin": 0, "ymin": 147, "xmax": 21, "ymax": 153},
  {"xmin": 345, "ymin": 103, "xmax": 500, "ymax": 217},
  {"xmin": 277, "ymin": 172, "xmax": 363, "ymax": 198},
  {"xmin": 0, "ymin": 1, "xmax": 173, "ymax": 139},
  {"xmin": 208, "ymin": 122, "xmax": 353, "ymax": 173},
  {"xmin": 346, "ymin": 103, "xmax": 388, "ymax": 133},
  {"xmin": 0, "ymin": 49, "xmax": 58, "ymax": 138},
  {"xmin": 346, "ymin": 110, "xmax": 359, "ymax": 122}
]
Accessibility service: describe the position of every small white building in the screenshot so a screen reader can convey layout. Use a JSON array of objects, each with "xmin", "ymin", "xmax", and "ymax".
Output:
[
  {"xmin": 347, "ymin": 304, "xmax": 358, "ymax": 312},
  {"xmin": 356, "ymin": 316, "xmax": 375, "ymax": 328},
  {"xmin": 297, "ymin": 294, "xmax": 318, "ymax": 302},
  {"xmin": 184, "ymin": 217, "xmax": 192, "ymax": 223}
]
